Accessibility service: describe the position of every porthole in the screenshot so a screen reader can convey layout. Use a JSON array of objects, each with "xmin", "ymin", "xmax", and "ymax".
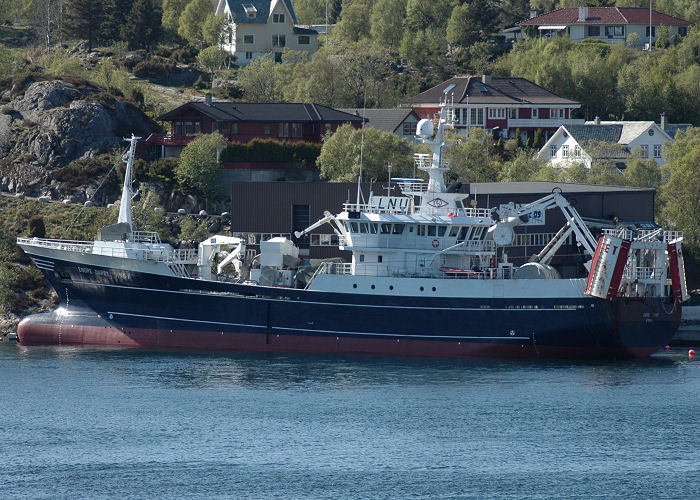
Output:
[
  {"xmin": 420, "ymin": 286, "xmax": 424, "ymax": 291},
  {"xmin": 353, "ymin": 284, "xmax": 357, "ymax": 288},
  {"xmin": 432, "ymin": 287, "xmax": 436, "ymax": 292},
  {"xmin": 389, "ymin": 285, "xmax": 394, "ymax": 290},
  {"xmin": 371, "ymin": 284, "xmax": 375, "ymax": 289}
]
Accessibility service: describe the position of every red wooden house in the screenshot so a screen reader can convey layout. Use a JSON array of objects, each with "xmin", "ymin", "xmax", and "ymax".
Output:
[{"xmin": 143, "ymin": 96, "xmax": 366, "ymax": 158}]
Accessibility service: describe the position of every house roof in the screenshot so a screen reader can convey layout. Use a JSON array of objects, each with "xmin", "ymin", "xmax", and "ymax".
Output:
[
  {"xmin": 405, "ymin": 76, "xmax": 580, "ymax": 106},
  {"xmin": 518, "ymin": 7, "xmax": 692, "ymax": 27},
  {"xmin": 339, "ymin": 109, "xmax": 418, "ymax": 133},
  {"xmin": 158, "ymin": 101, "xmax": 366, "ymax": 123},
  {"xmin": 583, "ymin": 120, "xmax": 674, "ymax": 144},
  {"xmin": 224, "ymin": 0, "xmax": 299, "ymax": 25},
  {"xmin": 564, "ymin": 124, "xmax": 623, "ymax": 145}
]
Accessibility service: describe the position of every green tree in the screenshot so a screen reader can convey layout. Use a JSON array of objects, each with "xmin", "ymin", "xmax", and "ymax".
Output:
[
  {"xmin": 203, "ymin": 12, "xmax": 228, "ymax": 47},
  {"xmin": 176, "ymin": 133, "xmax": 227, "ymax": 199},
  {"xmin": 318, "ymin": 123, "xmax": 415, "ymax": 182},
  {"xmin": 332, "ymin": 0, "xmax": 371, "ymax": 43},
  {"xmin": 237, "ymin": 55, "xmax": 284, "ymax": 102},
  {"xmin": 123, "ymin": 0, "xmax": 162, "ymax": 50},
  {"xmin": 444, "ymin": 129, "xmax": 499, "ymax": 183},
  {"xmin": 660, "ymin": 128, "xmax": 700, "ymax": 245},
  {"xmin": 178, "ymin": 0, "xmax": 212, "ymax": 48},
  {"xmin": 446, "ymin": 1, "xmax": 496, "ymax": 49},
  {"xmin": 499, "ymin": 150, "xmax": 547, "ymax": 182},
  {"xmin": 622, "ymin": 157, "xmax": 661, "ymax": 188},
  {"xmin": 62, "ymin": 0, "xmax": 103, "ymax": 50},
  {"xmin": 370, "ymin": 0, "xmax": 406, "ymax": 51},
  {"xmin": 161, "ymin": 0, "xmax": 189, "ymax": 37},
  {"xmin": 100, "ymin": 0, "xmax": 133, "ymax": 44},
  {"xmin": 197, "ymin": 45, "xmax": 227, "ymax": 76}
]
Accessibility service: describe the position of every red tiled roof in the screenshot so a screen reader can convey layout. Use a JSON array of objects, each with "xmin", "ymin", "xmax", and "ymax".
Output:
[
  {"xmin": 405, "ymin": 76, "xmax": 580, "ymax": 106},
  {"xmin": 518, "ymin": 7, "xmax": 692, "ymax": 27}
]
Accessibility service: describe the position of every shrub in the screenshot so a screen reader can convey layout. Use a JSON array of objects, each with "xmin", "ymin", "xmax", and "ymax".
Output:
[
  {"xmin": 133, "ymin": 57, "xmax": 176, "ymax": 79},
  {"xmin": 28, "ymin": 216, "xmax": 45, "ymax": 238}
]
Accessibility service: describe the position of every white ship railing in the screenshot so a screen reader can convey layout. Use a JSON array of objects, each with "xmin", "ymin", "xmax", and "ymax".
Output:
[
  {"xmin": 622, "ymin": 266, "xmax": 664, "ymax": 280},
  {"xmin": 18, "ymin": 237, "xmax": 93, "ymax": 253},
  {"xmin": 314, "ymin": 261, "xmax": 508, "ymax": 280},
  {"xmin": 18, "ymin": 237, "xmax": 198, "ymax": 264},
  {"xmin": 602, "ymin": 228, "xmax": 683, "ymax": 243}
]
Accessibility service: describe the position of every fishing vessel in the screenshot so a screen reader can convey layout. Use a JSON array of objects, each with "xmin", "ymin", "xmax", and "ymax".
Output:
[{"xmin": 16, "ymin": 90, "xmax": 688, "ymax": 358}]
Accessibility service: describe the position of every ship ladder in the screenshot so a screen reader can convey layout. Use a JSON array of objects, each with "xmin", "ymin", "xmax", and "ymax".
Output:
[{"xmin": 168, "ymin": 263, "xmax": 189, "ymax": 277}]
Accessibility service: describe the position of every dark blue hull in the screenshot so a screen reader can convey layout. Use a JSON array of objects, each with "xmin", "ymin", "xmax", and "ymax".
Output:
[{"xmin": 17, "ymin": 254, "xmax": 682, "ymax": 358}]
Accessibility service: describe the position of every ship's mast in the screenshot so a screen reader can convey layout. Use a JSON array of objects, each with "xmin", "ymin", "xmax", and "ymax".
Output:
[
  {"xmin": 118, "ymin": 135, "xmax": 140, "ymax": 229},
  {"xmin": 417, "ymin": 84, "xmax": 455, "ymax": 193}
]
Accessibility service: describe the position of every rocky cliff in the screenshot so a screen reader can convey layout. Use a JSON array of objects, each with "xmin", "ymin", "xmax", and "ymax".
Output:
[{"xmin": 0, "ymin": 77, "xmax": 154, "ymax": 198}]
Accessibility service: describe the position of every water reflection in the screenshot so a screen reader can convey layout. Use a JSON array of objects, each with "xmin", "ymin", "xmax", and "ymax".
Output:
[{"xmin": 3, "ymin": 342, "xmax": 694, "ymax": 392}]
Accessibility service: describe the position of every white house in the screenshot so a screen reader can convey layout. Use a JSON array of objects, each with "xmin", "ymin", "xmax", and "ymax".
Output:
[
  {"xmin": 539, "ymin": 120, "xmax": 674, "ymax": 169},
  {"xmin": 516, "ymin": 7, "xmax": 692, "ymax": 46},
  {"xmin": 215, "ymin": 0, "xmax": 319, "ymax": 65}
]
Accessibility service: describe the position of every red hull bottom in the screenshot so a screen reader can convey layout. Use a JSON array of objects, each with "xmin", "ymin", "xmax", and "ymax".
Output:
[{"xmin": 17, "ymin": 321, "xmax": 660, "ymax": 359}]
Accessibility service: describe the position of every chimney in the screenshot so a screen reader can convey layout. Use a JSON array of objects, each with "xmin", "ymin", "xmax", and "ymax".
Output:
[
  {"xmin": 530, "ymin": 10, "xmax": 538, "ymax": 19},
  {"xmin": 660, "ymin": 112, "xmax": 667, "ymax": 130},
  {"xmin": 482, "ymin": 74, "xmax": 491, "ymax": 84},
  {"xmin": 594, "ymin": 116, "xmax": 600, "ymax": 125},
  {"xmin": 578, "ymin": 7, "xmax": 588, "ymax": 21},
  {"xmin": 205, "ymin": 93, "xmax": 213, "ymax": 106}
]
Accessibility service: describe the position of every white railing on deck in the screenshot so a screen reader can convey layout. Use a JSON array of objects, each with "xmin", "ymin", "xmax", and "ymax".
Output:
[
  {"xmin": 603, "ymin": 228, "xmax": 683, "ymax": 243},
  {"xmin": 18, "ymin": 237, "xmax": 198, "ymax": 264}
]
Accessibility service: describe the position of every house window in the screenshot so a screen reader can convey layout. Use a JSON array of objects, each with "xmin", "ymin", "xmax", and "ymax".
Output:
[
  {"xmin": 550, "ymin": 108, "xmax": 564, "ymax": 118},
  {"xmin": 573, "ymin": 145, "xmax": 581, "ymax": 157},
  {"xmin": 470, "ymin": 108, "xmax": 484, "ymax": 125},
  {"xmin": 509, "ymin": 108, "xmax": 517, "ymax": 119},
  {"xmin": 605, "ymin": 26, "xmax": 624, "ymax": 37},
  {"xmin": 272, "ymin": 35, "xmax": 286, "ymax": 48},
  {"xmin": 679, "ymin": 27, "xmax": 687, "ymax": 36},
  {"xmin": 292, "ymin": 123, "xmax": 302, "ymax": 137},
  {"xmin": 279, "ymin": 123, "xmax": 289, "ymax": 138},
  {"xmin": 212, "ymin": 122, "xmax": 218, "ymax": 132},
  {"xmin": 273, "ymin": 13, "xmax": 285, "ymax": 23},
  {"xmin": 298, "ymin": 35, "xmax": 310, "ymax": 45},
  {"xmin": 402, "ymin": 123, "xmax": 414, "ymax": 135},
  {"xmin": 264, "ymin": 123, "xmax": 270, "ymax": 134},
  {"xmin": 640, "ymin": 145, "xmax": 648, "ymax": 158},
  {"xmin": 550, "ymin": 145, "xmax": 557, "ymax": 158},
  {"xmin": 653, "ymin": 144, "xmax": 662, "ymax": 158},
  {"xmin": 488, "ymin": 108, "xmax": 505, "ymax": 119},
  {"xmin": 185, "ymin": 121, "xmax": 193, "ymax": 135},
  {"xmin": 587, "ymin": 26, "xmax": 600, "ymax": 37},
  {"xmin": 243, "ymin": 34, "xmax": 254, "ymax": 44},
  {"xmin": 377, "ymin": 255, "xmax": 383, "ymax": 263},
  {"xmin": 532, "ymin": 108, "xmax": 538, "ymax": 118},
  {"xmin": 175, "ymin": 122, "xmax": 183, "ymax": 135},
  {"xmin": 325, "ymin": 124, "xmax": 332, "ymax": 135},
  {"xmin": 645, "ymin": 26, "xmax": 656, "ymax": 37},
  {"xmin": 231, "ymin": 123, "xmax": 238, "ymax": 134},
  {"xmin": 194, "ymin": 122, "xmax": 201, "ymax": 134},
  {"xmin": 245, "ymin": 52, "xmax": 253, "ymax": 60},
  {"xmin": 562, "ymin": 145, "xmax": 569, "ymax": 157}
]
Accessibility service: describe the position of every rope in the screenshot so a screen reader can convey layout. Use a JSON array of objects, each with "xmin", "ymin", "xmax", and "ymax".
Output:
[{"xmin": 60, "ymin": 158, "xmax": 120, "ymax": 239}]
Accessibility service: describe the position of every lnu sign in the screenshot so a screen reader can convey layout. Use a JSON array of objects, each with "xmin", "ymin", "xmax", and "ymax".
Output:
[{"xmin": 369, "ymin": 196, "xmax": 411, "ymax": 213}]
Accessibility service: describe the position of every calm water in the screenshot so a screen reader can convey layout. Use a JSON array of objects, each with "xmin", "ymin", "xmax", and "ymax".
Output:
[{"xmin": 1, "ymin": 343, "xmax": 699, "ymax": 499}]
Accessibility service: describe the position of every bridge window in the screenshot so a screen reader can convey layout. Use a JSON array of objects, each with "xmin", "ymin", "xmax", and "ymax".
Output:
[
  {"xmin": 392, "ymin": 224, "xmax": 404, "ymax": 235},
  {"xmin": 380, "ymin": 223, "xmax": 391, "ymax": 234},
  {"xmin": 438, "ymin": 226, "xmax": 447, "ymax": 237},
  {"xmin": 427, "ymin": 226, "xmax": 436, "ymax": 237}
]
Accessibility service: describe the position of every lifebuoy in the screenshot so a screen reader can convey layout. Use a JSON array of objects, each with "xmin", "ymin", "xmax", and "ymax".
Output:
[{"xmin": 432, "ymin": 239, "xmax": 440, "ymax": 248}]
